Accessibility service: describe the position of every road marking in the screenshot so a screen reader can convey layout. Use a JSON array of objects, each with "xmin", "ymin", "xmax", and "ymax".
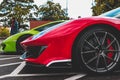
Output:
[
  {"xmin": 0, "ymin": 75, "xmax": 10, "ymax": 79},
  {"xmin": 0, "ymin": 72, "xmax": 78, "ymax": 79},
  {"xmin": 0, "ymin": 55, "xmax": 13, "ymax": 58},
  {"xmin": 0, "ymin": 60, "xmax": 87, "ymax": 79},
  {"xmin": 0, "ymin": 62, "xmax": 22, "ymax": 67},
  {"xmin": 0, "ymin": 55, "xmax": 19, "ymax": 57},
  {"xmin": 0, "ymin": 55, "xmax": 7, "ymax": 57},
  {"xmin": 10, "ymin": 73, "xmax": 78, "ymax": 77},
  {"xmin": 64, "ymin": 74, "xmax": 87, "ymax": 80},
  {"xmin": 0, "ymin": 56, "xmax": 20, "ymax": 60},
  {"xmin": 10, "ymin": 61, "xmax": 26, "ymax": 76}
]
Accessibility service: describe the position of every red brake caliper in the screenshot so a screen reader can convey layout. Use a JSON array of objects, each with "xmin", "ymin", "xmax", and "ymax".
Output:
[{"xmin": 107, "ymin": 39, "xmax": 114, "ymax": 63}]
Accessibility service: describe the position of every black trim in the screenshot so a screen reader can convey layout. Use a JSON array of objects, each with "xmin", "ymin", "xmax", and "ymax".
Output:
[{"xmin": 26, "ymin": 62, "xmax": 45, "ymax": 67}]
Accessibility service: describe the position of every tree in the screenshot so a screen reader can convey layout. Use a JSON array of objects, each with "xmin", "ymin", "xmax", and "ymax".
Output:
[
  {"xmin": 0, "ymin": 0, "xmax": 38, "ymax": 26},
  {"xmin": 38, "ymin": 1, "xmax": 69, "ymax": 21},
  {"xmin": 92, "ymin": 0, "xmax": 120, "ymax": 16}
]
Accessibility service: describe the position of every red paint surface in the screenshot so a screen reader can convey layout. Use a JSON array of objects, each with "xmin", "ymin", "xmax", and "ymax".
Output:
[{"xmin": 21, "ymin": 17, "xmax": 120, "ymax": 65}]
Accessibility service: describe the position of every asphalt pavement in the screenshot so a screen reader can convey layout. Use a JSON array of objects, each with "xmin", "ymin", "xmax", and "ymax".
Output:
[
  {"xmin": 0, "ymin": 54, "xmax": 120, "ymax": 80},
  {"xmin": 0, "ymin": 54, "xmax": 86, "ymax": 80}
]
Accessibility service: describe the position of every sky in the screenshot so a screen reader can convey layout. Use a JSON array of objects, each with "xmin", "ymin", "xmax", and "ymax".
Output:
[
  {"xmin": 0, "ymin": 0, "xmax": 93, "ymax": 18},
  {"xmin": 34, "ymin": 0, "xmax": 93, "ymax": 18}
]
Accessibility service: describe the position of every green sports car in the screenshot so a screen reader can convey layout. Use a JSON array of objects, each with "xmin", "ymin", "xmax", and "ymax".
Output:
[{"xmin": 0, "ymin": 20, "xmax": 64, "ymax": 54}]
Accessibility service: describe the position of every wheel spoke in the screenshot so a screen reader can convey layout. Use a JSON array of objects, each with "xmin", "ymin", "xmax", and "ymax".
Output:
[
  {"xmin": 86, "ymin": 55, "xmax": 97, "ymax": 64},
  {"xmin": 106, "ymin": 39, "xmax": 116, "ymax": 49},
  {"xmin": 96, "ymin": 54, "xmax": 100, "ymax": 72},
  {"xmin": 104, "ymin": 54, "xmax": 117, "ymax": 63},
  {"xmin": 104, "ymin": 50, "xmax": 120, "ymax": 52},
  {"xmin": 102, "ymin": 54, "xmax": 108, "ymax": 71},
  {"xmin": 94, "ymin": 32, "xmax": 101, "ymax": 45},
  {"xmin": 81, "ymin": 50, "xmax": 96, "ymax": 54},
  {"xmin": 102, "ymin": 32, "xmax": 107, "ymax": 45},
  {"xmin": 85, "ymin": 40, "xmax": 96, "ymax": 49}
]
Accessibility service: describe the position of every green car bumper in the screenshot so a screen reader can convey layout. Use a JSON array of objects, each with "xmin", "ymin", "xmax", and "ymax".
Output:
[{"xmin": 0, "ymin": 30, "xmax": 38, "ymax": 53}]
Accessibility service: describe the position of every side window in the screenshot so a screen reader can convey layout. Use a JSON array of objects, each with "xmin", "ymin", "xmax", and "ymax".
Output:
[{"xmin": 115, "ymin": 14, "xmax": 120, "ymax": 19}]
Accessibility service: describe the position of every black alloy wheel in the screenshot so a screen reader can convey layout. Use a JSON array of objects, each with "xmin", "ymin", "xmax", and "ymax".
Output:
[{"xmin": 75, "ymin": 27, "xmax": 120, "ymax": 73}]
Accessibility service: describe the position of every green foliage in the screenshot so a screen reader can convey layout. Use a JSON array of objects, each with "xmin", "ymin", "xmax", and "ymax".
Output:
[
  {"xmin": 39, "ymin": 1, "xmax": 69, "ymax": 21},
  {"xmin": 92, "ymin": 0, "xmax": 120, "ymax": 16},
  {"xmin": 0, "ymin": 0, "xmax": 38, "ymax": 25},
  {"xmin": 0, "ymin": 27, "xmax": 10, "ymax": 38},
  {"xmin": 14, "ymin": 0, "xmax": 34, "ymax": 3}
]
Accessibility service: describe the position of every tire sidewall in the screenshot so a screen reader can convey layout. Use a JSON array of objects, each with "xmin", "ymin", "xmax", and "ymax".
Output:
[{"xmin": 16, "ymin": 34, "xmax": 32, "ymax": 54}]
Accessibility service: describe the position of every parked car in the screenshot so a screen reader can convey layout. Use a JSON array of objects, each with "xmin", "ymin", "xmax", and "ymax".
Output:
[
  {"xmin": 21, "ymin": 7, "xmax": 120, "ymax": 73},
  {"xmin": 19, "ymin": 24, "xmax": 29, "ymax": 32},
  {"xmin": 0, "ymin": 20, "xmax": 64, "ymax": 54}
]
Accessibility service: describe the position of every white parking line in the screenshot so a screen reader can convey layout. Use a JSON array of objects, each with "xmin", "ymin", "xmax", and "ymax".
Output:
[
  {"xmin": 0, "ymin": 62, "xmax": 25, "ymax": 79},
  {"xmin": 0, "ymin": 62, "xmax": 22, "ymax": 67},
  {"xmin": 10, "ymin": 61, "xmax": 26, "ymax": 76},
  {"xmin": 0, "ymin": 72, "xmax": 79, "ymax": 79},
  {"xmin": 0, "ymin": 56, "xmax": 20, "ymax": 60},
  {"xmin": 9, "ymin": 73, "xmax": 79, "ymax": 77},
  {"xmin": 64, "ymin": 74, "xmax": 87, "ymax": 80},
  {"xmin": 0, "ymin": 55, "xmax": 18, "ymax": 57},
  {"xmin": 0, "ymin": 55, "xmax": 12, "ymax": 58},
  {"xmin": 0, "ymin": 75, "xmax": 10, "ymax": 79},
  {"xmin": 0, "ymin": 60, "xmax": 87, "ymax": 80}
]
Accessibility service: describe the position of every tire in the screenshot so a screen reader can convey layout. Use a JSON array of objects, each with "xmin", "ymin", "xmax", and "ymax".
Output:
[
  {"xmin": 73, "ymin": 27, "xmax": 120, "ymax": 73},
  {"xmin": 16, "ymin": 34, "xmax": 32, "ymax": 54}
]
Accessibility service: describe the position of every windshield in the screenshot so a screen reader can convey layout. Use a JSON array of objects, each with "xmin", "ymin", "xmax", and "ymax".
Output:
[
  {"xmin": 35, "ymin": 21, "xmax": 63, "ymax": 31},
  {"xmin": 100, "ymin": 7, "xmax": 120, "ymax": 18}
]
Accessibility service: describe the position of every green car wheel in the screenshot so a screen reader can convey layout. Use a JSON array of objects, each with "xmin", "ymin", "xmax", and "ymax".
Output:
[{"xmin": 16, "ymin": 34, "xmax": 32, "ymax": 54}]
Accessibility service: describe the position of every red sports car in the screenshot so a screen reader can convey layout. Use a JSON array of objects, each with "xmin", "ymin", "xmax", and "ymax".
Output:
[{"xmin": 21, "ymin": 8, "xmax": 120, "ymax": 73}]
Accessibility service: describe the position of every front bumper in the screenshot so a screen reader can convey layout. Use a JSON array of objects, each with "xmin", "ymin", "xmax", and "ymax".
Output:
[
  {"xmin": 0, "ymin": 41, "xmax": 16, "ymax": 53},
  {"xmin": 0, "ymin": 43, "xmax": 5, "ymax": 53},
  {"xmin": 0, "ymin": 43, "xmax": 5, "ymax": 51}
]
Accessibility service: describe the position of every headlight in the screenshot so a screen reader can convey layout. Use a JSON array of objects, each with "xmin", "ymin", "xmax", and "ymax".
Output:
[{"xmin": 0, "ymin": 43, "xmax": 6, "ymax": 50}]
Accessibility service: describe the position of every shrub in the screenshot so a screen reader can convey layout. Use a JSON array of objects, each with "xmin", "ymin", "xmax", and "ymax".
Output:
[{"xmin": 0, "ymin": 27, "xmax": 10, "ymax": 38}]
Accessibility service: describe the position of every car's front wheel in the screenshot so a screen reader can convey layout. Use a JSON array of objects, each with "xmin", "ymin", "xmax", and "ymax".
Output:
[
  {"xmin": 16, "ymin": 34, "xmax": 32, "ymax": 54},
  {"xmin": 74, "ymin": 27, "xmax": 120, "ymax": 73}
]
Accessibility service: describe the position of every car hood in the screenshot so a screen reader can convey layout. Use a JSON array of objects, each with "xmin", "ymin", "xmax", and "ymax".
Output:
[
  {"xmin": 2, "ymin": 29, "xmax": 38, "ymax": 43},
  {"xmin": 22, "ymin": 16, "xmax": 120, "ymax": 46}
]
